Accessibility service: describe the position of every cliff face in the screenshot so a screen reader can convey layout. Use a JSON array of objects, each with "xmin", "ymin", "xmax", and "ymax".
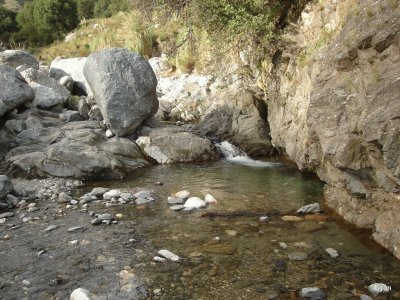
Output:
[{"xmin": 263, "ymin": 0, "xmax": 400, "ymax": 258}]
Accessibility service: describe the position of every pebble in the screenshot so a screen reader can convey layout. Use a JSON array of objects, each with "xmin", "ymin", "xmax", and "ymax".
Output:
[
  {"xmin": 153, "ymin": 256, "xmax": 166, "ymax": 262},
  {"xmin": 325, "ymin": 247, "xmax": 339, "ymax": 258},
  {"xmin": 225, "ymin": 230, "xmax": 238, "ymax": 236},
  {"xmin": 297, "ymin": 203, "xmax": 322, "ymax": 214},
  {"xmin": 17, "ymin": 200, "xmax": 26, "ymax": 207},
  {"xmin": 115, "ymin": 213, "xmax": 123, "ymax": 219},
  {"xmin": 71, "ymin": 199, "xmax": 78, "ymax": 205},
  {"xmin": 91, "ymin": 218, "xmax": 102, "ymax": 225},
  {"xmin": 103, "ymin": 189, "xmax": 122, "ymax": 200},
  {"xmin": 288, "ymin": 252, "xmax": 308, "ymax": 261},
  {"xmin": 158, "ymin": 249, "xmax": 181, "ymax": 262},
  {"xmin": 70, "ymin": 288, "xmax": 93, "ymax": 300},
  {"xmin": 281, "ymin": 215, "xmax": 303, "ymax": 222},
  {"xmin": 28, "ymin": 207, "xmax": 39, "ymax": 213},
  {"xmin": 184, "ymin": 197, "xmax": 206, "ymax": 209},
  {"xmin": 279, "ymin": 242, "xmax": 288, "ymax": 249},
  {"xmin": 360, "ymin": 295, "xmax": 373, "ymax": 300},
  {"xmin": 22, "ymin": 217, "xmax": 32, "ymax": 223},
  {"xmin": 272, "ymin": 259, "xmax": 287, "ymax": 272},
  {"xmin": 0, "ymin": 218, "xmax": 6, "ymax": 224},
  {"xmin": 97, "ymin": 213, "xmax": 114, "ymax": 221},
  {"xmin": 90, "ymin": 187, "xmax": 109, "ymax": 196},
  {"xmin": 368, "ymin": 283, "xmax": 391, "ymax": 296},
  {"xmin": 204, "ymin": 194, "xmax": 217, "ymax": 204},
  {"xmin": 155, "ymin": 181, "xmax": 163, "ymax": 185},
  {"xmin": 105, "ymin": 129, "xmax": 114, "ymax": 138},
  {"xmin": 0, "ymin": 212, "xmax": 14, "ymax": 219},
  {"xmin": 43, "ymin": 225, "xmax": 58, "ymax": 232},
  {"xmin": 37, "ymin": 250, "xmax": 46, "ymax": 256},
  {"xmin": 22, "ymin": 280, "xmax": 31, "ymax": 286},
  {"xmin": 28, "ymin": 203, "xmax": 36, "ymax": 208},
  {"xmin": 70, "ymin": 240, "xmax": 79, "ymax": 245},
  {"xmin": 173, "ymin": 190, "xmax": 190, "ymax": 199},
  {"xmin": 167, "ymin": 196, "xmax": 185, "ymax": 205},
  {"xmin": 299, "ymin": 287, "xmax": 325, "ymax": 299},
  {"xmin": 153, "ymin": 289, "xmax": 162, "ymax": 296},
  {"xmin": 4, "ymin": 234, "xmax": 11, "ymax": 240},
  {"xmin": 170, "ymin": 205, "xmax": 185, "ymax": 211},
  {"xmin": 259, "ymin": 216, "xmax": 269, "ymax": 222},
  {"xmin": 135, "ymin": 198, "xmax": 154, "ymax": 205},
  {"xmin": 58, "ymin": 192, "xmax": 72, "ymax": 203},
  {"xmin": 68, "ymin": 226, "xmax": 85, "ymax": 232},
  {"xmin": 134, "ymin": 190, "xmax": 151, "ymax": 199}
]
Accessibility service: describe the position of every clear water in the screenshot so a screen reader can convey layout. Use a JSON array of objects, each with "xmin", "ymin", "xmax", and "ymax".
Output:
[{"xmin": 87, "ymin": 159, "xmax": 400, "ymax": 299}]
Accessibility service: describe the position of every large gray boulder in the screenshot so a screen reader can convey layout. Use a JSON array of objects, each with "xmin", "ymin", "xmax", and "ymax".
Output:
[
  {"xmin": 6, "ymin": 117, "xmax": 150, "ymax": 179},
  {"xmin": 0, "ymin": 65, "xmax": 34, "ymax": 117},
  {"xmin": 136, "ymin": 126, "xmax": 219, "ymax": 164},
  {"xmin": 83, "ymin": 48, "xmax": 158, "ymax": 136},
  {"xmin": 21, "ymin": 68, "xmax": 70, "ymax": 109},
  {"xmin": 0, "ymin": 50, "xmax": 39, "ymax": 70},
  {"xmin": 50, "ymin": 57, "xmax": 91, "ymax": 95},
  {"xmin": 0, "ymin": 175, "xmax": 14, "ymax": 201}
]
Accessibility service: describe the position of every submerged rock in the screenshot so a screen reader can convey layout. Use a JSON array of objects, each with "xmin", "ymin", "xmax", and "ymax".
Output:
[
  {"xmin": 184, "ymin": 197, "xmax": 206, "ymax": 209},
  {"xmin": 297, "ymin": 203, "xmax": 322, "ymax": 214},
  {"xmin": 299, "ymin": 287, "xmax": 325, "ymax": 299},
  {"xmin": 368, "ymin": 283, "xmax": 391, "ymax": 296},
  {"xmin": 158, "ymin": 249, "xmax": 181, "ymax": 262}
]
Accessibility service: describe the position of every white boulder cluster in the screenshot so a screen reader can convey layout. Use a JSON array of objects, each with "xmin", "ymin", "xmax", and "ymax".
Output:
[{"xmin": 167, "ymin": 190, "xmax": 217, "ymax": 212}]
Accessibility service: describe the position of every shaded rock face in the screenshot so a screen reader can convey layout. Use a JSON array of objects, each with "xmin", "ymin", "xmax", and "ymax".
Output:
[
  {"xmin": 21, "ymin": 68, "xmax": 70, "ymax": 109},
  {"xmin": 263, "ymin": 0, "xmax": 400, "ymax": 258},
  {"xmin": 50, "ymin": 57, "xmax": 91, "ymax": 95},
  {"xmin": 0, "ymin": 65, "xmax": 34, "ymax": 117},
  {"xmin": 83, "ymin": 48, "xmax": 158, "ymax": 136},
  {"xmin": 136, "ymin": 126, "xmax": 219, "ymax": 164},
  {"xmin": 5, "ymin": 109, "xmax": 150, "ymax": 179},
  {"xmin": 0, "ymin": 50, "xmax": 39, "ymax": 70}
]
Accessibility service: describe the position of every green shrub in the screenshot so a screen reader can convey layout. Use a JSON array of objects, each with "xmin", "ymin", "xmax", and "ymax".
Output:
[
  {"xmin": 0, "ymin": 6, "xmax": 19, "ymax": 43},
  {"xmin": 77, "ymin": 0, "xmax": 95, "ymax": 20}
]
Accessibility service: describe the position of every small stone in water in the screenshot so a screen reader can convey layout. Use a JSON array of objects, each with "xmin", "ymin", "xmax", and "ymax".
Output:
[
  {"xmin": 37, "ymin": 250, "xmax": 46, "ymax": 256},
  {"xmin": 153, "ymin": 289, "xmax": 162, "ymax": 296},
  {"xmin": 259, "ymin": 216, "xmax": 269, "ymax": 222},
  {"xmin": 288, "ymin": 252, "xmax": 308, "ymax": 261},
  {"xmin": 279, "ymin": 242, "xmax": 288, "ymax": 249},
  {"xmin": 91, "ymin": 218, "xmax": 102, "ymax": 225},
  {"xmin": 167, "ymin": 196, "xmax": 185, "ymax": 205},
  {"xmin": 158, "ymin": 249, "xmax": 181, "ymax": 262},
  {"xmin": 153, "ymin": 256, "xmax": 166, "ymax": 262},
  {"xmin": 297, "ymin": 203, "xmax": 322, "ymax": 214},
  {"xmin": 115, "ymin": 213, "xmax": 123, "ymax": 219},
  {"xmin": 70, "ymin": 288, "xmax": 93, "ymax": 300},
  {"xmin": 325, "ymin": 247, "xmax": 339, "ymax": 258},
  {"xmin": 360, "ymin": 295, "xmax": 373, "ymax": 300},
  {"xmin": 134, "ymin": 190, "xmax": 151, "ymax": 199},
  {"xmin": 4, "ymin": 234, "xmax": 11, "ymax": 240},
  {"xmin": 184, "ymin": 197, "xmax": 206, "ymax": 209},
  {"xmin": 28, "ymin": 207, "xmax": 39, "ymax": 212},
  {"xmin": 299, "ymin": 287, "xmax": 325, "ymax": 299},
  {"xmin": 173, "ymin": 190, "xmax": 190, "ymax": 199},
  {"xmin": 368, "ymin": 283, "xmax": 391, "ymax": 296},
  {"xmin": 225, "ymin": 230, "xmax": 238, "ymax": 236},
  {"xmin": 281, "ymin": 215, "xmax": 303, "ymax": 222},
  {"xmin": 204, "ymin": 194, "xmax": 217, "ymax": 204},
  {"xmin": 97, "ymin": 213, "xmax": 113, "ymax": 221},
  {"xmin": 0, "ymin": 212, "xmax": 14, "ymax": 219},
  {"xmin": 0, "ymin": 218, "xmax": 6, "ymax": 224},
  {"xmin": 103, "ymin": 189, "xmax": 122, "ymax": 200},
  {"xmin": 68, "ymin": 226, "xmax": 85, "ymax": 232},
  {"xmin": 43, "ymin": 225, "xmax": 58, "ymax": 232},
  {"xmin": 70, "ymin": 240, "xmax": 79, "ymax": 245},
  {"xmin": 170, "ymin": 205, "xmax": 185, "ymax": 211},
  {"xmin": 22, "ymin": 280, "xmax": 31, "ymax": 286},
  {"xmin": 272, "ymin": 259, "xmax": 287, "ymax": 272},
  {"xmin": 70, "ymin": 199, "xmax": 78, "ymax": 205}
]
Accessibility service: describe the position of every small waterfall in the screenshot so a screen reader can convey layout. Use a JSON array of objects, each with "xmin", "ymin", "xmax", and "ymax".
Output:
[{"xmin": 216, "ymin": 141, "xmax": 278, "ymax": 167}]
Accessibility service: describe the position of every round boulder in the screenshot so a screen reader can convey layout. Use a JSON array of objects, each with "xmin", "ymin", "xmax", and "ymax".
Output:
[
  {"xmin": 0, "ymin": 50, "xmax": 39, "ymax": 70},
  {"xmin": 83, "ymin": 48, "xmax": 158, "ymax": 136}
]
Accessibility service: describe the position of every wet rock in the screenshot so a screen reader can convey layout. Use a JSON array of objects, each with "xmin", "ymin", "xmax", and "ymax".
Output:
[
  {"xmin": 167, "ymin": 196, "xmax": 185, "ymax": 205},
  {"xmin": 204, "ymin": 194, "xmax": 217, "ymax": 204},
  {"xmin": 157, "ymin": 249, "xmax": 181, "ymax": 262},
  {"xmin": 184, "ymin": 197, "xmax": 206, "ymax": 209},
  {"xmin": 0, "ymin": 212, "xmax": 14, "ymax": 219},
  {"xmin": 83, "ymin": 48, "xmax": 158, "ymax": 136},
  {"xmin": 259, "ymin": 216, "xmax": 269, "ymax": 222},
  {"xmin": 58, "ymin": 192, "xmax": 72, "ymax": 203},
  {"xmin": 368, "ymin": 283, "xmax": 391, "ymax": 296},
  {"xmin": 173, "ymin": 190, "xmax": 190, "ymax": 199},
  {"xmin": 28, "ymin": 207, "xmax": 39, "ymax": 212},
  {"xmin": 70, "ymin": 288, "xmax": 94, "ymax": 300},
  {"xmin": 117, "ymin": 270, "xmax": 147, "ymax": 299},
  {"xmin": 4, "ymin": 119, "xmax": 26, "ymax": 134},
  {"xmin": 225, "ymin": 230, "xmax": 238, "ymax": 236},
  {"xmin": 272, "ymin": 259, "xmax": 287, "ymax": 272},
  {"xmin": 135, "ymin": 198, "xmax": 154, "ymax": 205},
  {"xmin": 288, "ymin": 252, "xmax": 308, "ymax": 261},
  {"xmin": 153, "ymin": 256, "xmax": 166, "ymax": 262},
  {"xmin": 297, "ymin": 203, "xmax": 322, "ymax": 214},
  {"xmin": 103, "ymin": 190, "xmax": 122, "ymax": 200},
  {"xmin": 170, "ymin": 205, "xmax": 185, "ymax": 211},
  {"xmin": 299, "ymin": 287, "xmax": 325, "ymax": 299},
  {"xmin": 97, "ymin": 213, "xmax": 114, "ymax": 221},
  {"xmin": 0, "ymin": 65, "xmax": 34, "ymax": 118},
  {"xmin": 43, "ymin": 225, "xmax": 58, "ymax": 232},
  {"xmin": 325, "ymin": 248, "xmax": 339, "ymax": 258},
  {"xmin": 134, "ymin": 190, "xmax": 151, "ymax": 199},
  {"xmin": 201, "ymin": 243, "xmax": 236, "ymax": 255}
]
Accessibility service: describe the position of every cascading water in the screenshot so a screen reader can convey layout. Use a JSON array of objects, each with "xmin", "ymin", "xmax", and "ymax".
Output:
[{"xmin": 216, "ymin": 141, "xmax": 278, "ymax": 167}]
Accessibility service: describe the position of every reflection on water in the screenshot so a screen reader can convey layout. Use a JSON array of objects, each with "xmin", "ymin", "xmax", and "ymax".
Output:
[{"xmin": 89, "ymin": 160, "xmax": 400, "ymax": 299}]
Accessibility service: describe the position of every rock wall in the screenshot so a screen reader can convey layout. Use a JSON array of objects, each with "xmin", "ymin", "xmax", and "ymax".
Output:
[{"xmin": 263, "ymin": 0, "xmax": 400, "ymax": 258}]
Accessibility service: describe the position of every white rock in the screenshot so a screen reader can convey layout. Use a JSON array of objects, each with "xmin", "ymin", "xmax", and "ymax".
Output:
[
  {"xmin": 296, "ymin": 203, "xmax": 321, "ymax": 214},
  {"xmin": 173, "ymin": 190, "xmax": 190, "ymax": 199},
  {"xmin": 105, "ymin": 129, "xmax": 114, "ymax": 138},
  {"xmin": 204, "ymin": 194, "xmax": 217, "ymax": 204},
  {"xmin": 0, "ymin": 218, "xmax": 6, "ymax": 224},
  {"xmin": 368, "ymin": 283, "xmax": 391, "ymax": 296},
  {"xmin": 279, "ymin": 242, "xmax": 288, "ymax": 249},
  {"xmin": 184, "ymin": 197, "xmax": 206, "ymax": 209},
  {"xmin": 70, "ymin": 288, "xmax": 93, "ymax": 300},
  {"xmin": 22, "ymin": 279, "xmax": 31, "ymax": 286},
  {"xmin": 157, "ymin": 249, "xmax": 181, "ymax": 262},
  {"xmin": 103, "ymin": 189, "xmax": 122, "ymax": 200},
  {"xmin": 259, "ymin": 216, "xmax": 269, "ymax": 222},
  {"xmin": 153, "ymin": 256, "xmax": 166, "ymax": 262},
  {"xmin": 325, "ymin": 247, "xmax": 339, "ymax": 258}
]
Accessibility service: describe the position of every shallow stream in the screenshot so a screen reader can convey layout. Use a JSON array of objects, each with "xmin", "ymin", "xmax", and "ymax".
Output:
[{"xmin": 86, "ymin": 158, "xmax": 400, "ymax": 299}]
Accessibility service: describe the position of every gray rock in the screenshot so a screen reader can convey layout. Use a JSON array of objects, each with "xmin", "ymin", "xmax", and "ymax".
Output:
[
  {"xmin": 120, "ymin": 192, "xmax": 134, "ymax": 200},
  {"xmin": 136, "ymin": 127, "xmax": 219, "ymax": 164},
  {"xmin": 97, "ymin": 213, "xmax": 113, "ymax": 221},
  {"xmin": 6, "ymin": 194, "xmax": 19, "ymax": 206},
  {"xmin": 360, "ymin": 295, "xmax": 373, "ymax": 300},
  {"xmin": 43, "ymin": 225, "xmax": 58, "ymax": 232},
  {"xmin": 90, "ymin": 187, "xmax": 109, "ymax": 196},
  {"xmin": 60, "ymin": 110, "xmax": 82, "ymax": 122},
  {"xmin": 0, "ymin": 50, "xmax": 39, "ymax": 70},
  {"xmin": 58, "ymin": 192, "xmax": 72, "ymax": 203},
  {"xmin": 4, "ymin": 119, "xmax": 26, "ymax": 134},
  {"xmin": 169, "ymin": 205, "xmax": 185, "ymax": 211},
  {"xmin": 297, "ymin": 203, "xmax": 322, "ymax": 214},
  {"xmin": 21, "ymin": 68, "xmax": 70, "ymax": 108},
  {"xmin": 158, "ymin": 249, "xmax": 181, "ymax": 262},
  {"xmin": 0, "ymin": 212, "xmax": 14, "ymax": 218},
  {"xmin": 83, "ymin": 48, "xmax": 158, "ymax": 136},
  {"xmin": 299, "ymin": 287, "xmax": 325, "ymax": 299},
  {"xmin": 0, "ymin": 65, "xmax": 34, "ymax": 117},
  {"xmin": 134, "ymin": 190, "xmax": 151, "ymax": 199},
  {"xmin": 167, "ymin": 196, "xmax": 185, "ymax": 205},
  {"xmin": 325, "ymin": 248, "xmax": 339, "ymax": 258},
  {"xmin": 103, "ymin": 190, "xmax": 122, "ymax": 200},
  {"xmin": 288, "ymin": 252, "xmax": 308, "ymax": 261},
  {"xmin": 50, "ymin": 57, "xmax": 91, "ymax": 95},
  {"xmin": 59, "ymin": 75, "xmax": 74, "ymax": 91},
  {"xmin": 88, "ymin": 105, "xmax": 103, "ymax": 121},
  {"xmin": 67, "ymin": 226, "xmax": 85, "ymax": 232},
  {"xmin": 0, "ymin": 175, "xmax": 14, "ymax": 200},
  {"xmin": 368, "ymin": 283, "xmax": 391, "ymax": 296},
  {"xmin": 135, "ymin": 198, "xmax": 155, "ymax": 205},
  {"xmin": 78, "ymin": 98, "xmax": 90, "ymax": 119},
  {"xmin": 91, "ymin": 218, "xmax": 102, "ymax": 225}
]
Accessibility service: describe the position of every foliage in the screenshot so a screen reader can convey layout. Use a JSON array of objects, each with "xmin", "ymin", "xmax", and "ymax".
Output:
[
  {"xmin": 93, "ymin": 0, "xmax": 129, "ymax": 18},
  {"xmin": 77, "ymin": 0, "xmax": 95, "ymax": 20},
  {"xmin": 0, "ymin": 5, "xmax": 19, "ymax": 42},
  {"xmin": 15, "ymin": 0, "xmax": 79, "ymax": 44}
]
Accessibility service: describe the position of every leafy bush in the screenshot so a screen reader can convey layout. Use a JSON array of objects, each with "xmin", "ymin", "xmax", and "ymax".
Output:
[
  {"xmin": 93, "ymin": 0, "xmax": 129, "ymax": 18},
  {"xmin": 77, "ymin": 0, "xmax": 95, "ymax": 20},
  {"xmin": 0, "ymin": 6, "xmax": 19, "ymax": 43},
  {"xmin": 15, "ymin": 0, "xmax": 79, "ymax": 44}
]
